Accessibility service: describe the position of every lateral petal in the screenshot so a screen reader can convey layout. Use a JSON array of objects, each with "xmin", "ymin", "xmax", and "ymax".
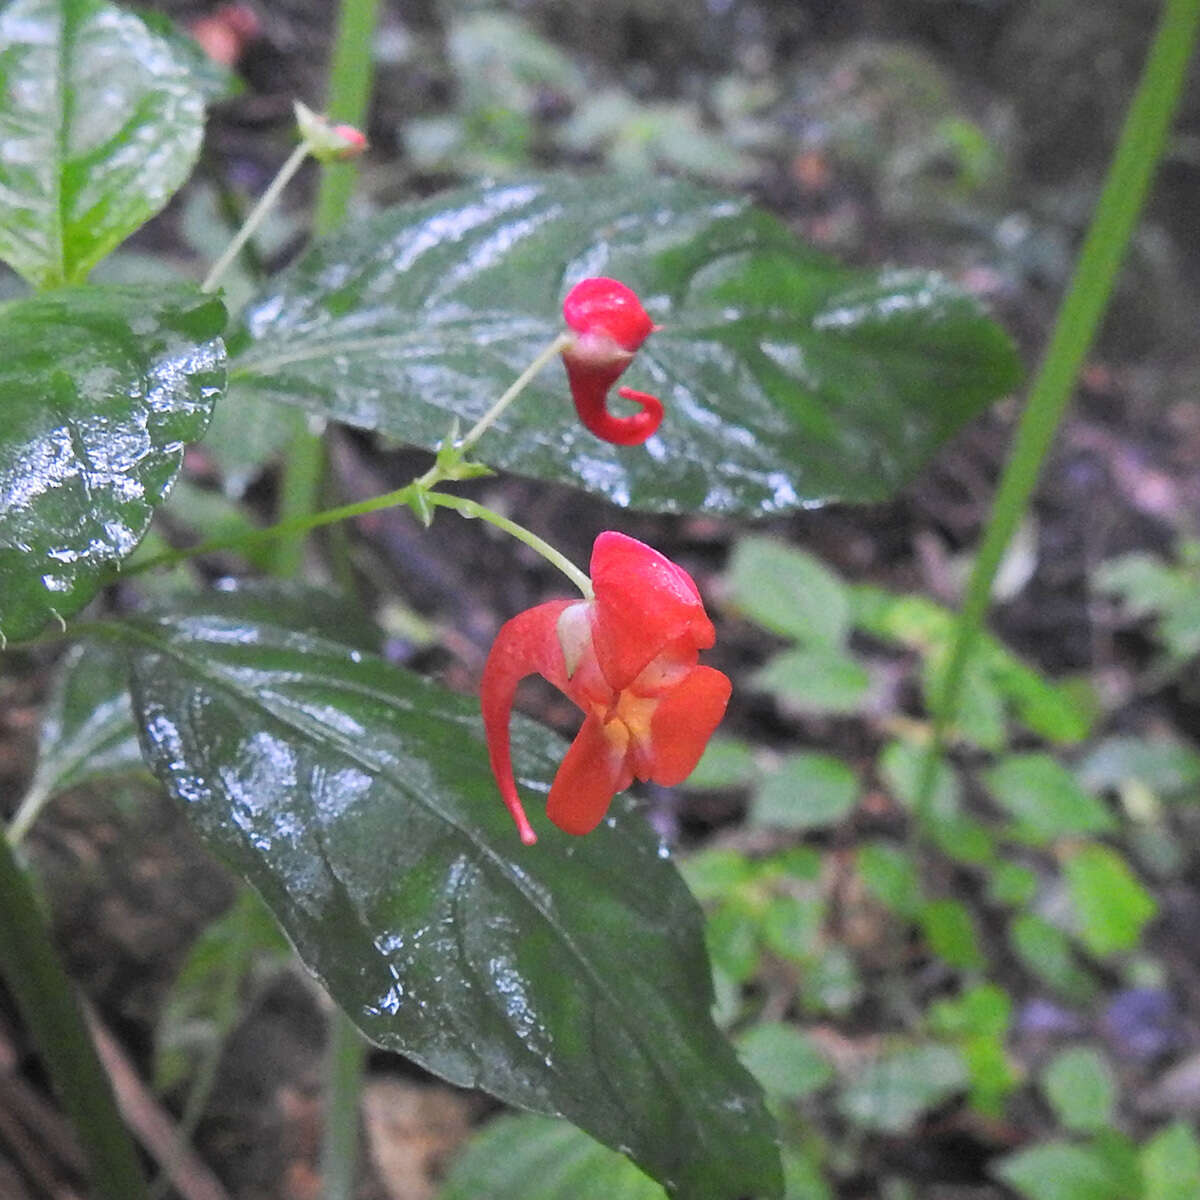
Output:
[
  {"xmin": 546, "ymin": 713, "xmax": 628, "ymax": 836},
  {"xmin": 646, "ymin": 666, "xmax": 732, "ymax": 787}
]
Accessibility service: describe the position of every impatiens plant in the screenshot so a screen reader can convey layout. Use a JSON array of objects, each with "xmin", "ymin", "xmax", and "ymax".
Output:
[{"xmin": 10, "ymin": 0, "xmax": 1192, "ymax": 1195}]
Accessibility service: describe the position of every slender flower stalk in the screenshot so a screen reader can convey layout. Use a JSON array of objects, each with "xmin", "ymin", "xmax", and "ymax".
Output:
[{"xmin": 202, "ymin": 142, "xmax": 309, "ymax": 294}]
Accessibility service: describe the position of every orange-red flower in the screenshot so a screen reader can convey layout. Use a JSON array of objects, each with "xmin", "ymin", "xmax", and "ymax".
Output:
[
  {"xmin": 481, "ymin": 532, "xmax": 731, "ymax": 844},
  {"xmin": 561, "ymin": 278, "xmax": 663, "ymax": 445}
]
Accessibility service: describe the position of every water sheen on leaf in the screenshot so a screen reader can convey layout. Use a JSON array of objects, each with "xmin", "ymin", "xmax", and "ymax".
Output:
[
  {"xmin": 228, "ymin": 174, "xmax": 1021, "ymax": 515},
  {"xmin": 0, "ymin": 286, "xmax": 226, "ymax": 644},
  {"xmin": 120, "ymin": 604, "xmax": 782, "ymax": 1200},
  {"xmin": 0, "ymin": 0, "xmax": 207, "ymax": 288}
]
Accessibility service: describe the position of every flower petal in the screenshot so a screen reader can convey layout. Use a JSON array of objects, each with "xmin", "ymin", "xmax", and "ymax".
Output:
[
  {"xmin": 590, "ymin": 532, "xmax": 715, "ymax": 690},
  {"xmin": 646, "ymin": 666, "xmax": 732, "ymax": 786},
  {"xmin": 546, "ymin": 712, "xmax": 629, "ymax": 836},
  {"xmin": 480, "ymin": 599, "xmax": 575, "ymax": 845}
]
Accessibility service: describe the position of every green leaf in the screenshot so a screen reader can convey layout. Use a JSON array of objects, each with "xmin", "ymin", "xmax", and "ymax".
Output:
[
  {"xmin": 228, "ymin": 174, "xmax": 1021, "ymax": 516},
  {"xmin": 1064, "ymin": 844, "xmax": 1157, "ymax": 957},
  {"xmin": 752, "ymin": 648, "xmax": 871, "ymax": 715},
  {"xmin": 986, "ymin": 861, "xmax": 1039, "ymax": 908},
  {"xmin": 683, "ymin": 738, "xmax": 760, "ymax": 790},
  {"xmin": 1041, "ymin": 1046, "xmax": 1116, "ymax": 1133},
  {"xmin": 857, "ymin": 842, "xmax": 924, "ymax": 918},
  {"xmin": 0, "ymin": 0, "xmax": 206, "ymax": 288},
  {"xmin": 1008, "ymin": 914, "xmax": 1095, "ymax": 1002},
  {"xmin": 782, "ymin": 1147, "xmax": 833, "ymax": 1200},
  {"xmin": 992, "ymin": 1141, "xmax": 1133, "ymax": 1200},
  {"xmin": 801, "ymin": 946, "xmax": 862, "ymax": 1016},
  {"xmin": 439, "ymin": 1114, "xmax": 666, "ymax": 1200},
  {"xmin": 837, "ymin": 1043, "xmax": 967, "ymax": 1133},
  {"xmin": 927, "ymin": 984, "xmax": 1011, "ymax": 1040},
  {"xmin": 23, "ymin": 641, "xmax": 145, "ymax": 816},
  {"xmin": 0, "ymin": 286, "xmax": 225, "ymax": 645},
  {"xmin": 761, "ymin": 895, "xmax": 825, "ymax": 962},
  {"xmin": 1141, "ymin": 1122, "xmax": 1200, "ymax": 1200},
  {"xmin": 982, "ymin": 754, "xmax": 1116, "ymax": 844},
  {"xmin": 119, "ymin": 605, "xmax": 781, "ymax": 1200},
  {"xmin": 919, "ymin": 899, "xmax": 985, "ymax": 970},
  {"xmin": 737, "ymin": 1023, "xmax": 833, "ymax": 1099},
  {"xmin": 726, "ymin": 538, "xmax": 850, "ymax": 646},
  {"xmin": 1076, "ymin": 735, "xmax": 1200, "ymax": 801},
  {"xmin": 155, "ymin": 888, "xmax": 291, "ymax": 1093},
  {"xmin": 750, "ymin": 753, "xmax": 858, "ymax": 830}
]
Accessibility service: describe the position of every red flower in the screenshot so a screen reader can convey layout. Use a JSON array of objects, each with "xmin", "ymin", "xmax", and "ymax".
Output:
[
  {"xmin": 561, "ymin": 278, "xmax": 663, "ymax": 445},
  {"xmin": 481, "ymin": 532, "xmax": 731, "ymax": 844}
]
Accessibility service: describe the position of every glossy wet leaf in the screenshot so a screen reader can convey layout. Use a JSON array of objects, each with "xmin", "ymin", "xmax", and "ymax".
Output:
[
  {"xmin": 228, "ymin": 174, "xmax": 1021, "ymax": 515},
  {"xmin": 0, "ymin": 0, "xmax": 207, "ymax": 288},
  {"xmin": 439, "ymin": 1114, "xmax": 666, "ymax": 1200},
  {"xmin": 120, "ymin": 606, "xmax": 782, "ymax": 1200},
  {"xmin": 0, "ymin": 286, "xmax": 225, "ymax": 644}
]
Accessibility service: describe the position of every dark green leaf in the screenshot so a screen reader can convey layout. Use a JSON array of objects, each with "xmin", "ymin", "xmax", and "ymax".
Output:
[
  {"xmin": 229, "ymin": 174, "xmax": 1021, "ymax": 515},
  {"xmin": 982, "ymin": 754, "xmax": 1116, "ymax": 844},
  {"xmin": 0, "ymin": 0, "xmax": 206, "ymax": 287},
  {"xmin": 837, "ymin": 1043, "xmax": 967, "ymax": 1133},
  {"xmin": 0, "ymin": 286, "xmax": 225, "ymax": 644},
  {"xmin": 439, "ymin": 1114, "xmax": 665, "ymax": 1200},
  {"xmin": 119, "ymin": 606, "xmax": 781, "ymax": 1200},
  {"xmin": 1064, "ymin": 844, "xmax": 1156, "ymax": 957},
  {"xmin": 1041, "ymin": 1046, "xmax": 1115, "ymax": 1133}
]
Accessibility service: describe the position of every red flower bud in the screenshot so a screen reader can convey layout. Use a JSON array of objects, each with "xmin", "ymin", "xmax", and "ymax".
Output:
[
  {"xmin": 481, "ymin": 532, "xmax": 730, "ymax": 844},
  {"xmin": 561, "ymin": 278, "xmax": 663, "ymax": 446}
]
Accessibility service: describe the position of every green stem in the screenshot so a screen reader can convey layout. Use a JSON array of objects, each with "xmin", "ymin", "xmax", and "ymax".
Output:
[
  {"xmin": 451, "ymin": 333, "xmax": 573, "ymax": 459},
  {"xmin": 313, "ymin": 0, "xmax": 382, "ymax": 238},
  {"xmin": 202, "ymin": 142, "xmax": 309, "ymax": 295},
  {"xmin": 427, "ymin": 493, "xmax": 594, "ymax": 598},
  {"xmin": 916, "ymin": 0, "xmax": 1200, "ymax": 823},
  {"xmin": 0, "ymin": 833, "xmax": 147, "ymax": 1198},
  {"xmin": 274, "ymin": 0, "xmax": 382, "ymax": 578},
  {"xmin": 320, "ymin": 1008, "xmax": 366, "ymax": 1200}
]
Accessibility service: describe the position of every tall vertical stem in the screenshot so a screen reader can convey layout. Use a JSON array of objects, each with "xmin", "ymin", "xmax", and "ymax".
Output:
[
  {"xmin": 270, "ymin": 0, "xmax": 383, "ymax": 578},
  {"xmin": 916, "ymin": 0, "xmax": 1200, "ymax": 821}
]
